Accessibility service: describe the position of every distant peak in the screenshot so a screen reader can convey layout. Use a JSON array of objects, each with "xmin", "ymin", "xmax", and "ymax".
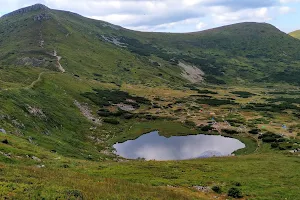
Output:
[
  {"xmin": 32, "ymin": 4, "xmax": 49, "ymax": 8},
  {"xmin": 2, "ymin": 3, "xmax": 50, "ymax": 18}
]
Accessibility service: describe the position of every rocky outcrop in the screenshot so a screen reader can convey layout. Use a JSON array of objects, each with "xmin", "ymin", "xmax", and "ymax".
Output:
[
  {"xmin": 16, "ymin": 57, "xmax": 47, "ymax": 67},
  {"xmin": 33, "ymin": 13, "xmax": 51, "ymax": 21},
  {"xmin": 2, "ymin": 4, "xmax": 49, "ymax": 18}
]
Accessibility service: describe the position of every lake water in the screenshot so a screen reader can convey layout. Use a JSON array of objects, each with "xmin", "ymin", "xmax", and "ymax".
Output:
[{"xmin": 113, "ymin": 131, "xmax": 245, "ymax": 161}]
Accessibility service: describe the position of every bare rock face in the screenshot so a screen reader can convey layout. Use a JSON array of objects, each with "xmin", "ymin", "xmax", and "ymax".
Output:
[
  {"xmin": 2, "ymin": 4, "xmax": 49, "ymax": 18},
  {"xmin": 33, "ymin": 13, "xmax": 51, "ymax": 21},
  {"xmin": 16, "ymin": 57, "xmax": 47, "ymax": 67}
]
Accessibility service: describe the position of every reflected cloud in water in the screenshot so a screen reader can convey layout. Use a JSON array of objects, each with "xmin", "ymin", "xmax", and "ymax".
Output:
[{"xmin": 113, "ymin": 131, "xmax": 245, "ymax": 160}]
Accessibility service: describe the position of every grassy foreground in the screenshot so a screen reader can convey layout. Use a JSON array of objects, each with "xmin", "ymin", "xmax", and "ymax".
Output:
[
  {"xmin": 0, "ymin": 150, "xmax": 299, "ymax": 199},
  {"xmin": 0, "ymin": 67, "xmax": 300, "ymax": 199}
]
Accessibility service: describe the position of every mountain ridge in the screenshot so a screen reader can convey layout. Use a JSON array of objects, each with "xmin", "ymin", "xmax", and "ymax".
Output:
[
  {"xmin": 1, "ymin": 4, "xmax": 300, "ymax": 86},
  {"xmin": 0, "ymin": 4, "xmax": 300, "ymax": 199},
  {"xmin": 1, "ymin": 4, "xmax": 49, "ymax": 18}
]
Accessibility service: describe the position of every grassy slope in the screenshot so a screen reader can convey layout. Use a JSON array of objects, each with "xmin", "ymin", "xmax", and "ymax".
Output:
[
  {"xmin": 290, "ymin": 30, "xmax": 300, "ymax": 39},
  {"xmin": 0, "ymin": 5, "xmax": 300, "ymax": 200},
  {"xmin": 2, "ymin": 7, "xmax": 300, "ymax": 86},
  {"xmin": 116, "ymin": 22, "xmax": 300, "ymax": 85}
]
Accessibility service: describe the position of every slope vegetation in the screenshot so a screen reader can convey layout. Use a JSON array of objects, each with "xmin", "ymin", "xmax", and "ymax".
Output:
[
  {"xmin": 0, "ymin": 4, "xmax": 300, "ymax": 200},
  {"xmin": 290, "ymin": 30, "xmax": 300, "ymax": 39},
  {"xmin": 2, "ymin": 4, "xmax": 300, "ymax": 85}
]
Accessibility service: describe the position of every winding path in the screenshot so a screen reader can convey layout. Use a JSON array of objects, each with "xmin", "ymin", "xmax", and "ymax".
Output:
[
  {"xmin": 26, "ymin": 72, "xmax": 47, "ymax": 89},
  {"xmin": 53, "ymin": 50, "xmax": 65, "ymax": 73}
]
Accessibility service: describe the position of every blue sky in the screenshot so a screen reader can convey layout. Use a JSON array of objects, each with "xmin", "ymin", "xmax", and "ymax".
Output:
[{"xmin": 0, "ymin": 0, "xmax": 300, "ymax": 33}]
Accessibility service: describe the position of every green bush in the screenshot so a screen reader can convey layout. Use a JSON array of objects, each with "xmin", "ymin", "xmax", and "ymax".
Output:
[
  {"xmin": 212, "ymin": 186, "xmax": 222, "ymax": 194},
  {"xmin": 184, "ymin": 120, "xmax": 196, "ymax": 127},
  {"xmin": 66, "ymin": 189, "xmax": 83, "ymax": 200},
  {"xmin": 222, "ymin": 129, "xmax": 238, "ymax": 134},
  {"xmin": 197, "ymin": 98, "xmax": 236, "ymax": 106},
  {"xmin": 200, "ymin": 125, "xmax": 214, "ymax": 132},
  {"xmin": 249, "ymin": 129, "xmax": 260, "ymax": 134},
  {"xmin": 271, "ymin": 143, "xmax": 279, "ymax": 148},
  {"xmin": 235, "ymin": 182, "xmax": 242, "ymax": 187},
  {"xmin": 123, "ymin": 113, "xmax": 134, "ymax": 119},
  {"xmin": 228, "ymin": 187, "xmax": 243, "ymax": 198},
  {"xmin": 82, "ymin": 89, "xmax": 150, "ymax": 108},
  {"xmin": 103, "ymin": 118, "xmax": 120, "ymax": 125},
  {"xmin": 231, "ymin": 91, "xmax": 255, "ymax": 98},
  {"xmin": 262, "ymin": 137, "xmax": 277, "ymax": 143}
]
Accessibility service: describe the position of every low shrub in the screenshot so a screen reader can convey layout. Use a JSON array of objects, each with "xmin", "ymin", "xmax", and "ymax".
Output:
[
  {"xmin": 103, "ymin": 118, "xmax": 120, "ymax": 125},
  {"xmin": 231, "ymin": 91, "xmax": 255, "ymax": 98},
  {"xmin": 184, "ymin": 120, "xmax": 196, "ymax": 127},
  {"xmin": 249, "ymin": 129, "xmax": 260, "ymax": 134},
  {"xmin": 197, "ymin": 98, "xmax": 236, "ymax": 106},
  {"xmin": 271, "ymin": 143, "xmax": 279, "ymax": 148},
  {"xmin": 222, "ymin": 129, "xmax": 238, "ymax": 134},
  {"xmin": 259, "ymin": 132, "xmax": 283, "ymax": 143},
  {"xmin": 200, "ymin": 125, "xmax": 214, "ymax": 132},
  {"xmin": 2, "ymin": 139, "xmax": 8, "ymax": 144},
  {"xmin": 228, "ymin": 187, "xmax": 243, "ymax": 198},
  {"xmin": 212, "ymin": 186, "xmax": 222, "ymax": 194},
  {"xmin": 235, "ymin": 182, "xmax": 242, "ymax": 187}
]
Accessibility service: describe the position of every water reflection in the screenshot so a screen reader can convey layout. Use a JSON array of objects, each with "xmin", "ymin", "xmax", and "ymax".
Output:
[{"xmin": 113, "ymin": 131, "xmax": 245, "ymax": 161}]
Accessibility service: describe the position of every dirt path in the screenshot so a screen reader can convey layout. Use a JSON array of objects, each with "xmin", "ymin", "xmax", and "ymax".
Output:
[
  {"xmin": 1, "ymin": 71, "xmax": 48, "ymax": 92},
  {"xmin": 27, "ymin": 72, "xmax": 46, "ymax": 89},
  {"xmin": 53, "ymin": 50, "xmax": 65, "ymax": 73}
]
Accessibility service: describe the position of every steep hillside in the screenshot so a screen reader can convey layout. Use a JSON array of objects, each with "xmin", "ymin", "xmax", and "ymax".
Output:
[
  {"xmin": 133, "ymin": 22, "xmax": 300, "ymax": 84},
  {"xmin": 1, "ymin": 4, "xmax": 300, "ymax": 85},
  {"xmin": 0, "ymin": 4, "xmax": 187, "ymax": 88}
]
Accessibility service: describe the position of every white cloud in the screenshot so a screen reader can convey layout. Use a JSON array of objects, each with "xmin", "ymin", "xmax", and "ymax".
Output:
[
  {"xmin": 196, "ymin": 22, "xmax": 207, "ymax": 30},
  {"xmin": 0, "ymin": 0, "xmax": 297, "ymax": 32},
  {"xmin": 279, "ymin": 0, "xmax": 300, "ymax": 3},
  {"xmin": 212, "ymin": 7, "xmax": 272, "ymax": 25},
  {"xmin": 279, "ymin": 6, "xmax": 292, "ymax": 14}
]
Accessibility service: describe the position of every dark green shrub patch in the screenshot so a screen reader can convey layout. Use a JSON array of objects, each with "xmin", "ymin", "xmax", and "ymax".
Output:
[
  {"xmin": 103, "ymin": 118, "xmax": 120, "ymax": 125},
  {"xmin": 200, "ymin": 125, "xmax": 214, "ymax": 132},
  {"xmin": 235, "ymin": 182, "xmax": 242, "ymax": 187},
  {"xmin": 225, "ymin": 118, "xmax": 245, "ymax": 126},
  {"xmin": 268, "ymin": 91, "xmax": 300, "ymax": 95},
  {"xmin": 222, "ymin": 129, "xmax": 238, "ymax": 134},
  {"xmin": 123, "ymin": 113, "xmax": 135, "ymax": 119},
  {"xmin": 278, "ymin": 143, "xmax": 295, "ymax": 150},
  {"xmin": 205, "ymin": 75, "xmax": 226, "ymax": 85},
  {"xmin": 97, "ymin": 109, "xmax": 112, "ymax": 117},
  {"xmin": 228, "ymin": 187, "xmax": 243, "ymax": 198},
  {"xmin": 231, "ymin": 91, "xmax": 255, "ymax": 98},
  {"xmin": 197, "ymin": 90, "xmax": 218, "ymax": 94},
  {"xmin": 144, "ymin": 114, "xmax": 158, "ymax": 120},
  {"xmin": 184, "ymin": 120, "xmax": 196, "ymax": 127},
  {"xmin": 212, "ymin": 186, "xmax": 222, "ymax": 194},
  {"xmin": 259, "ymin": 132, "xmax": 283, "ymax": 143},
  {"xmin": 82, "ymin": 89, "xmax": 151, "ymax": 108},
  {"xmin": 2, "ymin": 139, "xmax": 9, "ymax": 144},
  {"xmin": 271, "ymin": 143, "xmax": 279, "ymax": 148},
  {"xmin": 196, "ymin": 98, "xmax": 236, "ymax": 106},
  {"xmin": 97, "ymin": 108, "xmax": 129, "ymax": 118},
  {"xmin": 267, "ymin": 97, "xmax": 300, "ymax": 104},
  {"xmin": 243, "ymin": 102, "xmax": 299, "ymax": 112},
  {"xmin": 249, "ymin": 129, "xmax": 260, "ymax": 134}
]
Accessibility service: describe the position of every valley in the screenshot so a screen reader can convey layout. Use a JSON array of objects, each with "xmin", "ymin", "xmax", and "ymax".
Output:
[{"xmin": 0, "ymin": 4, "xmax": 300, "ymax": 200}]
